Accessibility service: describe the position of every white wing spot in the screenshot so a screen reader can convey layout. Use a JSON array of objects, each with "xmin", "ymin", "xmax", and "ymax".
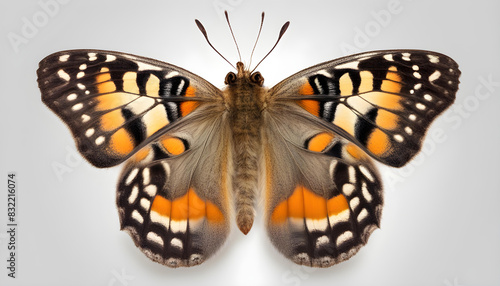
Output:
[
  {"xmin": 314, "ymin": 77, "xmax": 324, "ymax": 94},
  {"xmin": 394, "ymin": 134, "xmax": 404, "ymax": 142},
  {"xmin": 414, "ymin": 83, "xmax": 422, "ymax": 90},
  {"xmin": 144, "ymin": 185, "xmax": 157, "ymax": 197},
  {"xmin": 336, "ymin": 231, "xmax": 353, "ymax": 247},
  {"xmin": 72, "ymin": 103, "xmax": 83, "ymax": 111},
  {"xmin": 162, "ymin": 162, "xmax": 171, "ymax": 177},
  {"xmin": 412, "ymin": 65, "xmax": 419, "ymax": 71},
  {"xmin": 190, "ymin": 254, "xmax": 203, "ymax": 264},
  {"xmin": 147, "ymin": 232, "xmax": 164, "ymax": 247},
  {"xmin": 131, "ymin": 210, "xmax": 144, "ymax": 224},
  {"xmin": 170, "ymin": 220, "xmax": 187, "ymax": 233},
  {"xmin": 424, "ymin": 94, "xmax": 433, "ymax": 101},
  {"xmin": 328, "ymin": 209, "xmax": 350, "ymax": 227},
  {"xmin": 348, "ymin": 166, "xmax": 356, "ymax": 183},
  {"xmin": 85, "ymin": 128, "xmax": 95, "ymax": 137},
  {"xmin": 416, "ymin": 103, "xmax": 426, "ymax": 110},
  {"xmin": 334, "ymin": 62, "xmax": 358, "ymax": 70},
  {"xmin": 402, "ymin": 53, "xmax": 411, "ymax": 61},
  {"xmin": 410, "ymin": 89, "xmax": 415, "ymax": 94},
  {"xmin": 359, "ymin": 166, "xmax": 375, "ymax": 182},
  {"xmin": 81, "ymin": 114, "xmax": 90, "ymax": 123},
  {"xmin": 77, "ymin": 83, "xmax": 86, "ymax": 90},
  {"xmin": 383, "ymin": 54, "xmax": 394, "ymax": 61},
  {"xmin": 125, "ymin": 168, "xmax": 139, "ymax": 185},
  {"xmin": 59, "ymin": 55, "xmax": 69, "ymax": 62},
  {"xmin": 128, "ymin": 184, "xmax": 139, "ymax": 204},
  {"xmin": 142, "ymin": 168, "xmax": 150, "ymax": 185},
  {"xmin": 106, "ymin": 55, "xmax": 117, "ymax": 62},
  {"xmin": 165, "ymin": 71, "xmax": 179, "ymax": 78},
  {"xmin": 79, "ymin": 63, "xmax": 87, "ymax": 70},
  {"xmin": 429, "ymin": 70, "xmax": 441, "ymax": 82},
  {"xmin": 361, "ymin": 182, "xmax": 372, "ymax": 202},
  {"xmin": 405, "ymin": 126, "xmax": 413, "ymax": 135},
  {"xmin": 66, "ymin": 93, "xmax": 77, "ymax": 101},
  {"xmin": 150, "ymin": 210, "xmax": 169, "ymax": 230},
  {"xmin": 306, "ymin": 218, "xmax": 328, "ymax": 232},
  {"xmin": 409, "ymin": 114, "xmax": 417, "ymax": 121},
  {"xmin": 294, "ymin": 253, "xmax": 310, "ymax": 263},
  {"xmin": 137, "ymin": 61, "xmax": 162, "ymax": 71},
  {"xmin": 176, "ymin": 79, "xmax": 185, "ymax": 96},
  {"xmin": 77, "ymin": 71, "xmax": 85, "ymax": 79},
  {"xmin": 316, "ymin": 235, "xmax": 330, "ymax": 248},
  {"xmin": 342, "ymin": 183, "xmax": 355, "ymax": 196},
  {"xmin": 85, "ymin": 90, "xmax": 90, "ymax": 95},
  {"xmin": 350, "ymin": 197, "xmax": 360, "ymax": 210},
  {"xmin": 58, "ymin": 69, "xmax": 70, "ymax": 81},
  {"xmin": 428, "ymin": 55, "xmax": 439, "ymax": 63},
  {"xmin": 413, "ymin": 72, "xmax": 421, "ymax": 79},
  {"xmin": 357, "ymin": 208, "xmax": 369, "ymax": 222},
  {"xmin": 88, "ymin": 53, "xmax": 97, "ymax": 61},
  {"xmin": 140, "ymin": 198, "xmax": 151, "ymax": 210}
]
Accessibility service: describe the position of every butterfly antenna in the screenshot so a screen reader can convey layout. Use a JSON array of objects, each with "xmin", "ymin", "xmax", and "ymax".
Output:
[
  {"xmin": 195, "ymin": 19, "xmax": 236, "ymax": 70},
  {"xmin": 251, "ymin": 21, "xmax": 290, "ymax": 73},
  {"xmin": 248, "ymin": 12, "xmax": 265, "ymax": 69},
  {"xmin": 224, "ymin": 11, "xmax": 242, "ymax": 63}
]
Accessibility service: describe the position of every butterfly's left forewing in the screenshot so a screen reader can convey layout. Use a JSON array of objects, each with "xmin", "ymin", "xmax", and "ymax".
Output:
[{"xmin": 38, "ymin": 50, "xmax": 222, "ymax": 167}]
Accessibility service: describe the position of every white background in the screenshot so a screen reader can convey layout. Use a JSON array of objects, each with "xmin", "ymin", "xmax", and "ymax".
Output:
[{"xmin": 1, "ymin": 0, "xmax": 499, "ymax": 285}]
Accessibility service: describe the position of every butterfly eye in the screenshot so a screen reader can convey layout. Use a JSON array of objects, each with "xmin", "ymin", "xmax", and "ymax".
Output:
[
  {"xmin": 225, "ymin": 72, "xmax": 237, "ymax": 84},
  {"xmin": 250, "ymin": 72, "xmax": 264, "ymax": 86}
]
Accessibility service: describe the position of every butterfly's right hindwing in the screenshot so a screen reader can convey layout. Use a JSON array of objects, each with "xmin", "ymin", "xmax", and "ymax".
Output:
[{"xmin": 263, "ymin": 104, "xmax": 383, "ymax": 267}]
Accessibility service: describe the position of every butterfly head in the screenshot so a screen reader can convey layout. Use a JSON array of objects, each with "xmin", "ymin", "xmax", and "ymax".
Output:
[
  {"xmin": 196, "ymin": 12, "xmax": 288, "ymax": 89},
  {"xmin": 225, "ymin": 62, "xmax": 264, "ymax": 87}
]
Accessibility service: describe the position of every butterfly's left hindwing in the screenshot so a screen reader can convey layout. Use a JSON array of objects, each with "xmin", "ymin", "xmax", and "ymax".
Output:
[
  {"xmin": 38, "ymin": 50, "xmax": 222, "ymax": 167},
  {"xmin": 270, "ymin": 50, "xmax": 460, "ymax": 167},
  {"xmin": 115, "ymin": 107, "xmax": 232, "ymax": 267}
]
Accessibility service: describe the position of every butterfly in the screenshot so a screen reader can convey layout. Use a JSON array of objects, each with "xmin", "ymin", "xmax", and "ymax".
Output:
[{"xmin": 37, "ymin": 13, "xmax": 460, "ymax": 268}]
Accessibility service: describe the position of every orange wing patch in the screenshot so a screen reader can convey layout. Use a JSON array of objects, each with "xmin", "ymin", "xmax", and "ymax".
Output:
[
  {"xmin": 375, "ymin": 109, "xmax": 399, "ymax": 130},
  {"xmin": 346, "ymin": 143, "xmax": 367, "ymax": 160},
  {"xmin": 270, "ymin": 185, "xmax": 350, "ymax": 224},
  {"xmin": 366, "ymin": 128, "xmax": 390, "ymax": 156},
  {"xmin": 298, "ymin": 82, "xmax": 320, "ymax": 116},
  {"xmin": 307, "ymin": 132, "xmax": 334, "ymax": 152},
  {"xmin": 180, "ymin": 86, "xmax": 199, "ymax": 116},
  {"xmin": 150, "ymin": 188, "xmax": 225, "ymax": 225},
  {"xmin": 339, "ymin": 73, "xmax": 354, "ymax": 96},
  {"xmin": 109, "ymin": 128, "xmax": 135, "ymax": 155},
  {"xmin": 159, "ymin": 136, "xmax": 186, "ymax": 156},
  {"xmin": 100, "ymin": 109, "xmax": 125, "ymax": 131}
]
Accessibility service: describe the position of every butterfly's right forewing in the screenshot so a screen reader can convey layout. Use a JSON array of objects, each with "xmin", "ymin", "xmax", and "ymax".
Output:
[{"xmin": 270, "ymin": 50, "xmax": 460, "ymax": 167}]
